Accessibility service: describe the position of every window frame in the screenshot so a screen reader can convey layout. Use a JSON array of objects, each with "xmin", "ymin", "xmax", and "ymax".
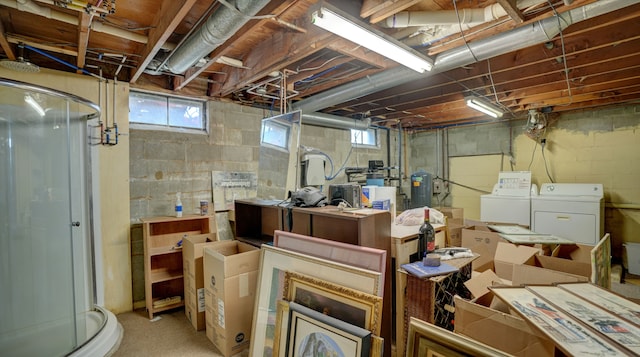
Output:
[
  {"xmin": 129, "ymin": 90, "xmax": 208, "ymax": 133},
  {"xmin": 350, "ymin": 127, "xmax": 379, "ymax": 148}
]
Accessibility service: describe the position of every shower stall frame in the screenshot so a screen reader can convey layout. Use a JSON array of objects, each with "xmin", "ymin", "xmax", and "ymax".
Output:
[{"xmin": 0, "ymin": 77, "xmax": 122, "ymax": 356}]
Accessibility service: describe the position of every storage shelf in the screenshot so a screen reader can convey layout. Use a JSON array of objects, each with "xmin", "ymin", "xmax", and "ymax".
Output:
[
  {"xmin": 150, "ymin": 270, "xmax": 183, "ymax": 284},
  {"xmin": 149, "ymin": 246, "xmax": 181, "ymax": 257},
  {"xmin": 141, "ymin": 215, "xmax": 215, "ymax": 319},
  {"xmin": 150, "ymin": 300, "xmax": 184, "ymax": 314}
]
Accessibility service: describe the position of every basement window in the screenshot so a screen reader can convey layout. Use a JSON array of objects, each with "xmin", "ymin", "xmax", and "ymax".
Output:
[
  {"xmin": 129, "ymin": 91, "xmax": 206, "ymax": 131},
  {"xmin": 351, "ymin": 128, "xmax": 379, "ymax": 148}
]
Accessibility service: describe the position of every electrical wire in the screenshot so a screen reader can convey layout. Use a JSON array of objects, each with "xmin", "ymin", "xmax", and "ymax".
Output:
[
  {"xmin": 441, "ymin": 177, "xmax": 491, "ymax": 194},
  {"xmin": 527, "ymin": 139, "xmax": 538, "ymax": 171},
  {"xmin": 540, "ymin": 141, "xmax": 555, "ymax": 183},
  {"xmin": 452, "ymin": 0, "xmax": 479, "ymax": 63},
  {"xmin": 546, "ymin": 0, "xmax": 573, "ymax": 107}
]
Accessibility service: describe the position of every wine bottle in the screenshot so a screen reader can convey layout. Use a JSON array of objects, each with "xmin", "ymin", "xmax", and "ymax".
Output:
[{"xmin": 418, "ymin": 208, "xmax": 435, "ymax": 260}]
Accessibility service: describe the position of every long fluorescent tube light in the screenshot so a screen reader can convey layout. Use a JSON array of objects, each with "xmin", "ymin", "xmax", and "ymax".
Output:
[
  {"xmin": 311, "ymin": 6, "xmax": 433, "ymax": 73},
  {"xmin": 25, "ymin": 94, "xmax": 45, "ymax": 117},
  {"xmin": 465, "ymin": 96, "xmax": 504, "ymax": 118}
]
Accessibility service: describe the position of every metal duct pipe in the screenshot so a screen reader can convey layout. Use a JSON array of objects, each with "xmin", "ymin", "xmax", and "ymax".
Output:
[
  {"xmin": 166, "ymin": 0, "xmax": 270, "ymax": 74},
  {"xmin": 302, "ymin": 112, "xmax": 371, "ymax": 130},
  {"xmin": 292, "ymin": 0, "xmax": 634, "ymax": 114}
]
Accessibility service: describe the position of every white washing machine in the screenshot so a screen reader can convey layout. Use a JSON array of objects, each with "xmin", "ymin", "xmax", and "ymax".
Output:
[
  {"xmin": 531, "ymin": 183, "xmax": 604, "ymax": 245},
  {"xmin": 481, "ymin": 171, "xmax": 535, "ymax": 226}
]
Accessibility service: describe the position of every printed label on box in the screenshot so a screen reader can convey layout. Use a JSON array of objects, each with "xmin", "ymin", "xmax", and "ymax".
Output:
[
  {"xmin": 217, "ymin": 298, "xmax": 225, "ymax": 328},
  {"xmin": 197, "ymin": 288, "xmax": 205, "ymax": 313}
]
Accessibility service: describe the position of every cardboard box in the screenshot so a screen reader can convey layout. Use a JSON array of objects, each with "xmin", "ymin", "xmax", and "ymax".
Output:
[
  {"xmin": 436, "ymin": 207, "xmax": 464, "ymax": 226},
  {"xmin": 461, "ymin": 226, "xmax": 507, "ymax": 271},
  {"xmin": 447, "ymin": 223, "xmax": 465, "ymax": 247},
  {"xmin": 493, "ymin": 242, "xmax": 539, "ymax": 281},
  {"xmin": 512, "ymin": 264, "xmax": 589, "ymax": 286},
  {"xmin": 182, "ymin": 234, "xmax": 217, "ymax": 331},
  {"xmin": 535, "ymin": 244, "xmax": 592, "ymax": 278},
  {"xmin": 454, "ymin": 295, "xmax": 555, "ymax": 356},
  {"xmin": 203, "ymin": 241, "xmax": 259, "ymax": 357}
]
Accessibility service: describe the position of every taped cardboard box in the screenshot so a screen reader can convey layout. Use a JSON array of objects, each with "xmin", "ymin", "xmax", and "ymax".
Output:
[
  {"xmin": 203, "ymin": 241, "xmax": 259, "ymax": 357},
  {"xmin": 182, "ymin": 234, "xmax": 217, "ymax": 331}
]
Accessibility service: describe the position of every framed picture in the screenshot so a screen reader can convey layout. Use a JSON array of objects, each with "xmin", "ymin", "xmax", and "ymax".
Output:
[
  {"xmin": 490, "ymin": 286, "xmax": 628, "ymax": 356},
  {"xmin": 406, "ymin": 317, "xmax": 510, "ymax": 357},
  {"xmin": 286, "ymin": 302, "xmax": 371, "ymax": 357},
  {"xmin": 283, "ymin": 271, "xmax": 383, "ymax": 336},
  {"xmin": 558, "ymin": 282, "xmax": 640, "ymax": 326},
  {"xmin": 249, "ymin": 245, "xmax": 383, "ymax": 356},
  {"xmin": 527, "ymin": 285, "xmax": 640, "ymax": 355},
  {"xmin": 591, "ymin": 233, "xmax": 611, "ymax": 288},
  {"xmin": 273, "ymin": 230, "xmax": 387, "ymax": 283}
]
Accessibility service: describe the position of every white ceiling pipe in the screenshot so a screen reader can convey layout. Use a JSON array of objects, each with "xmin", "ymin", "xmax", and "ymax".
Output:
[
  {"xmin": 165, "ymin": 0, "xmax": 270, "ymax": 74},
  {"xmin": 384, "ymin": 6, "xmax": 503, "ymax": 28},
  {"xmin": 1, "ymin": 0, "xmax": 171, "ymax": 48},
  {"xmin": 383, "ymin": 0, "xmax": 545, "ymax": 28},
  {"xmin": 302, "ymin": 112, "xmax": 371, "ymax": 130},
  {"xmin": 292, "ymin": 0, "xmax": 636, "ymax": 114}
]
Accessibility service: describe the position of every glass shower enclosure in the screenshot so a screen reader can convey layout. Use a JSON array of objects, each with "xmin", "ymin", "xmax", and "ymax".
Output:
[{"xmin": 0, "ymin": 78, "xmax": 114, "ymax": 356}]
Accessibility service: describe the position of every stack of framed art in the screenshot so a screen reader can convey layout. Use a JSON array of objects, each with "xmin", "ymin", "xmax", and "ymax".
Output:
[
  {"xmin": 249, "ymin": 232, "xmax": 388, "ymax": 357},
  {"xmin": 490, "ymin": 282, "xmax": 640, "ymax": 356}
]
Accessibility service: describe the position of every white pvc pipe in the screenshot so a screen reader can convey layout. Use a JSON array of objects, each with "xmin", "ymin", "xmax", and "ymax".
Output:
[{"xmin": 384, "ymin": 4, "xmax": 505, "ymax": 28}]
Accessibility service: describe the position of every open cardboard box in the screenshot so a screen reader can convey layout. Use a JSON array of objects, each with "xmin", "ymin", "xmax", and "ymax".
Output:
[
  {"xmin": 493, "ymin": 242, "xmax": 540, "ymax": 282},
  {"xmin": 455, "ymin": 270, "xmax": 556, "ymax": 356},
  {"xmin": 534, "ymin": 243, "xmax": 592, "ymax": 278},
  {"xmin": 182, "ymin": 234, "xmax": 218, "ymax": 331}
]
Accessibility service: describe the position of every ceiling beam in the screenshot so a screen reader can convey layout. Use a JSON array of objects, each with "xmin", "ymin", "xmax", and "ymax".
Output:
[
  {"xmin": 0, "ymin": 19, "xmax": 15, "ymax": 60},
  {"xmin": 216, "ymin": 26, "xmax": 334, "ymax": 96},
  {"xmin": 76, "ymin": 12, "xmax": 92, "ymax": 74},
  {"xmin": 129, "ymin": 0, "xmax": 199, "ymax": 83},
  {"xmin": 360, "ymin": 0, "xmax": 391, "ymax": 18},
  {"xmin": 495, "ymin": 0, "xmax": 524, "ymax": 24}
]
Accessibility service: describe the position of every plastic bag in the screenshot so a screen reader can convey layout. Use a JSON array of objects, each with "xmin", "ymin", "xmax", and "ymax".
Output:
[{"xmin": 394, "ymin": 207, "xmax": 445, "ymax": 226}]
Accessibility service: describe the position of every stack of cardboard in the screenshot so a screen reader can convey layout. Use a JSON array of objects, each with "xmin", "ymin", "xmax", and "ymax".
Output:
[
  {"xmin": 182, "ymin": 234, "xmax": 218, "ymax": 331},
  {"xmin": 452, "ymin": 221, "xmax": 609, "ymax": 356},
  {"xmin": 203, "ymin": 241, "xmax": 260, "ymax": 357}
]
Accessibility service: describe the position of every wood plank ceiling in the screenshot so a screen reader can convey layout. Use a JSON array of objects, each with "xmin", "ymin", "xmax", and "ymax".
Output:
[{"xmin": 1, "ymin": 0, "xmax": 639, "ymax": 131}]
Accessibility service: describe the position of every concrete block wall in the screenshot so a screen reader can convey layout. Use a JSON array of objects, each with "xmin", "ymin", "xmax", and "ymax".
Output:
[
  {"xmin": 409, "ymin": 104, "xmax": 640, "ymax": 262},
  {"xmin": 129, "ymin": 100, "xmax": 394, "ymax": 305}
]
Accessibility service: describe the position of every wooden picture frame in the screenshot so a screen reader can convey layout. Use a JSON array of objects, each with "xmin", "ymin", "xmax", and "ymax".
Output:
[
  {"xmin": 558, "ymin": 282, "xmax": 640, "ymax": 326},
  {"xmin": 526, "ymin": 285, "xmax": 640, "ymax": 355},
  {"xmin": 490, "ymin": 286, "xmax": 628, "ymax": 356},
  {"xmin": 273, "ymin": 230, "xmax": 387, "ymax": 283},
  {"xmin": 249, "ymin": 245, "xmax": 383, "ymax": 356},
  {"xmin": 286, "ymin": 302, "xmax": 371, "ymax": 357},
  {"xmin": 406, "ymin": 317, "xmax": 510, "ymax": 357},
  {"xmin": 283, "ymin": 271, "xmax": 383, "ymax": 336}
]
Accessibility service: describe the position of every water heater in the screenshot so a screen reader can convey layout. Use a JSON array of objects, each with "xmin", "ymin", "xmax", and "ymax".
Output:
[{"xmin": 410, "ymin": 171, "xmax": 432, "ymax": 208}]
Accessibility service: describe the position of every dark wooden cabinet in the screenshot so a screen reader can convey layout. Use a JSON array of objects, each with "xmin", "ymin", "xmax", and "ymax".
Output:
[{"xmin": 234, "ymin": 199, "xmax": 392, "ymax": 356}]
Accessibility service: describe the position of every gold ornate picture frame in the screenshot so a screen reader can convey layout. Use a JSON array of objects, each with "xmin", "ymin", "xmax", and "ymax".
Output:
[{"xmin": 283, "ymin": 271, "xmax": 383, "ymax": 336}]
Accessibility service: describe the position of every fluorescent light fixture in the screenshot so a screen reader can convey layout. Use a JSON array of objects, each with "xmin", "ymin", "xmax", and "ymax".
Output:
[
  {"xmin": 465, "ymin": 96, "xmax": 504, "ymax": 118},
  {"xmin": 311, "ymin": 6, "xmax": 433, "ymax": 73},
  {"xmin": 25, "ymin": 94, "xmax": 45, "ymax": 117}
]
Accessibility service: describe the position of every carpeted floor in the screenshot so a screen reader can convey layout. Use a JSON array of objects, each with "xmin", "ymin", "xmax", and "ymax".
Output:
[{"xmin": 109, "ymin": 308, "xmax": 249, "ymax": 357}]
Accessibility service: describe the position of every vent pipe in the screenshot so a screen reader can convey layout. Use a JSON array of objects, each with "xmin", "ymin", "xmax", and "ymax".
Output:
[
  {"xmin": 302, "ymin": 112, "xmax": 370, "ymax": 130},
  {"xmin": 165, "ymin": 0, "xmax": 270, "ymax": 74},
  {"xmin": 292, "ymin": 0, "xmax": 635, "ymax": 114}
]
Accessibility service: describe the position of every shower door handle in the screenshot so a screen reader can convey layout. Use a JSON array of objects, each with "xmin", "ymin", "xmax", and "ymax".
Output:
[{"xmin": 71, "ymin": 221, "xmax": 81, "ymax": 227}]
